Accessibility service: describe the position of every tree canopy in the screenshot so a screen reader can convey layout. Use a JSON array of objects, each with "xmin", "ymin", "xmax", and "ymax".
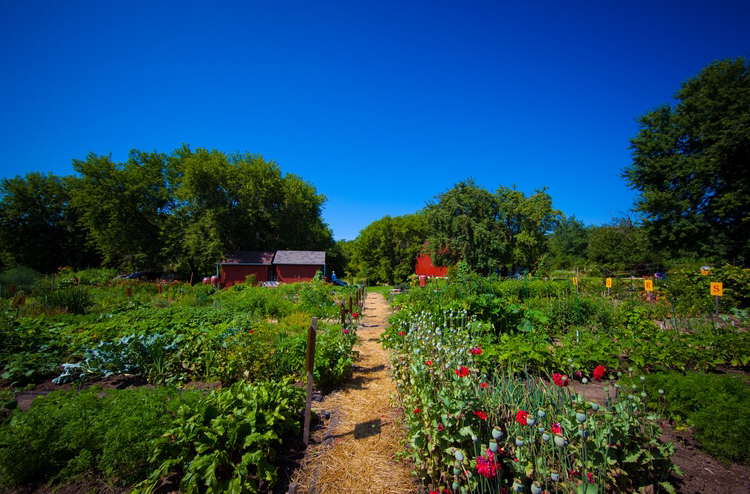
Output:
[
  {"xmin": 352, "ymin": 213, "xmax": 428, "ymax": 284},
  {"xmin": 624, "ymin": 57, "xmax": 750, "ymax": 261},
  {"xmin": 1, "ymin": 146, "xmax": 335, "ymax": 278},
  {"xmin": 425, "ymin": 180, "xmax": 561, "ymax": 272}
]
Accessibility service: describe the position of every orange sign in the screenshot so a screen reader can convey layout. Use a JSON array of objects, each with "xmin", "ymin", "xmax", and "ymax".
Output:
[
  {"xmin": 606, "ymin": 278, "xmax": 612, "ymax": 288},
  {"xmin": 644, "ymin": 280, "xmax": 654, "ymax": 292},
  {"xmin": 710, "ymin": 282, "xmax": 723, "ymax": 297}
]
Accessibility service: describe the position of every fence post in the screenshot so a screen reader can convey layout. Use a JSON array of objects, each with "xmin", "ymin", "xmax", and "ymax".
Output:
[
  {"xmin": 303, "ymin": 317, "xmax": 317, "ymax": 446},
  {"xmin": 288, "ymin": 483, "xmax": 298, "ymax": 494}
]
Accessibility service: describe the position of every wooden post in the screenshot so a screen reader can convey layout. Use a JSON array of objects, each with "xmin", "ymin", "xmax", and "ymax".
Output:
[
  {"xmin": 288, "ymin": 483, "xmax": 298, "ymax": 494},
  {"xmin": 303, "ymin": 317, "xmax": 317, "ymax": 445},
  {"xmin": 349, "ymin": 293, "xmax": 353, "ymax": 314}
]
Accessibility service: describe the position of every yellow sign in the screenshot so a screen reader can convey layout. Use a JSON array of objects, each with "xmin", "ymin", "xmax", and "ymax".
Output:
[
  {"xmin": 710, "ymin": 282, "xmax": 723, "ymax": 297},
  {"xmin": 644, "ymin": 279, "xmax": 654, "ymax": 292},
  {"xmin": 701, "ymin": 268, "xmax": 711, "ymax": 275},
  {"xmin": 606, "ymin": 278, "xmax": 612, "ymax": 288},
  {"xmin": 572, "ymin": 277, "xmax": 578, "ymax": 286}
]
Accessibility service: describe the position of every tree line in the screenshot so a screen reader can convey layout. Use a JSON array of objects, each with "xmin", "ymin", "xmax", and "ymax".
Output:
[
  {"xmin": 0, "ymin": 145, "xmax": 342, "ymax": 279},
  {"xmin": 2, "ymin": 57, "xmax": 747, "ymax": 284}
]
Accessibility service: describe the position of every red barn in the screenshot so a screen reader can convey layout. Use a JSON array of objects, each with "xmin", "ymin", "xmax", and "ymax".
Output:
[
  {"xmin": 273, "ymin": 250, "xmax": 325, "ymax": 283},
  {"xmin": 415, "ymin": 253, "xmax": 448, "ymax": 277},
  {"xmin": 220, "ymin": 251, "xmax": 275, "ymax": 287}
]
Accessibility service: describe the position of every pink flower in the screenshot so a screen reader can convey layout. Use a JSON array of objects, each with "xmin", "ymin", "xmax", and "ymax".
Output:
[
  {"xmin": 438, "ymin": 423, "xmax": 445, "ymax": 431},
  {"xmin": 476, "ymin": 451, "xmax": 500, "ymax": 479},
  {"xmin": 352, "ymin": 312, "xmax": 359, "ymax": 318},
  {"xmin": 342, "ymin": 328, "xmax": 349, "ymax": 334}
]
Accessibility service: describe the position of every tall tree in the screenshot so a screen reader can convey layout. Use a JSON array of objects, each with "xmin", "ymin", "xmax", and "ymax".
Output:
[
  {"xmin": 548, "ymin": 215, "xmax": 590, "ymax": 268},
  {"xmin": 70, "ymin": 151, "xmax": 175, "ymax": 269},
  {"xmin": 624, "ymin": 57, "xmax": 750, "ymax": 261},
  {"xmin": 0, "ymin": 172, "xmax": 98, "ymax": 272},
  {"xmin": 425, "ymin": 180, "xmax": 560, "ymax": 272},
  {"xmin": 354, "ymin": 213, "xmax": 428, "ymax": 284}
]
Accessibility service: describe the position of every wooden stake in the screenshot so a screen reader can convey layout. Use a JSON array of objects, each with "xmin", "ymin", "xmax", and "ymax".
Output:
[{"xmin": 303, "ymin": 317, "xmax": 317, "ymax": 445}]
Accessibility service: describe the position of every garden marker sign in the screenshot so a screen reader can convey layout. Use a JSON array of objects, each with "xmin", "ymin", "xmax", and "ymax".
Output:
[
  {"xmin": 711, "ymin": 282, "xmax": 723, "ymax": 316},
  {"xmin": 644, "ymin": 279, "xmax": 654, "ymax": 291}
]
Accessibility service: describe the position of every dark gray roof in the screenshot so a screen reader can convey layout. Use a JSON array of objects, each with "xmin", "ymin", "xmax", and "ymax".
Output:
[
  {"xmin": 221, "ymin": 251, "xmax": 275, "ymax": 265},
  {"xmin": 273, "ymin": 250, "xmax": 325, "ymax": 265}
]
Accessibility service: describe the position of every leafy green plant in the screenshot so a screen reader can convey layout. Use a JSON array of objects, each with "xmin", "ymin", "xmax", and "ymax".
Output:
[
  {"xmin": 134, "ymin": 379, "xmax": 304, "ymax": 494},
  {"xmin": 647, "ymin": 371, "xmax": 750, "ymax": 464}
]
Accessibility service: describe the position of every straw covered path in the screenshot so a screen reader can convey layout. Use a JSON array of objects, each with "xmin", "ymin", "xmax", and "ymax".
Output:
[{"xmin": 290, "ymin": 291, "xmax": 420, "ymax": 494}]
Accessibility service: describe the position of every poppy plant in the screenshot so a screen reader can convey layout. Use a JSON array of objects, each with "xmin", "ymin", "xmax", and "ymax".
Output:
[
  {"xmin": 474, "ymin": 410, "xmax": 488, "ymax": 420},
  {"xmin": 515, "ymin": 410, "xmax": 529, "ymax": 425},
  {"xmin": 551, "ymin": 422, "xmax": 562, "ymax": 435},
  {"xmin": 426, "ymin": 360, "xmax": 433, "ymax": 366},
  {"xmin": 455, "ymin": 366, "xmax": 470, "ymax": 377},
  {"xmin": 476, "ymin": 450, "xmax": 500, "ymax": 479},
  {"xmin": 552, "ymin": 373, "xmax": 570, "ymax": 387},
  {"xmin": 593, "ymin": 365, "xmax": 606, "ymax": 381},
  {"xmin": 480, "ymin": 382, "xmax": 488, "ymax": 388},
  {"xmin": 470, "ymin": 347, "xmax": 483, "ymax": 355}
]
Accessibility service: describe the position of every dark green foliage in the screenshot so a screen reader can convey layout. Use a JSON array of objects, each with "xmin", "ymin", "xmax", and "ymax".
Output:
[
  {"xmin": 624, "ymin": 57, "xmax": 750, "ymax": 261},
  {"xmin": 37, "ymin": 286, "xmax": 94, "ymax": 315},
  {"xmin": 647, "ymin": 371, "xmax": 750, "ymax": 464},
  {"xmin": 0, "ymin": 387, "xmax": 203, "ymax": 487},
  {"xmin": 353, "ymin": 213, "xmax": 428, "ymax": 284},
  {"xmin": 136, "ymin": 380, "xmax": 304, "ymax": 494}
]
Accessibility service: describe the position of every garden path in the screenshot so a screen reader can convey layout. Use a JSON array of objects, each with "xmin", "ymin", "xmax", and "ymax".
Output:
[{"xmin": 290, "ymin": 291, "xmax": 419, "ymax": 494}]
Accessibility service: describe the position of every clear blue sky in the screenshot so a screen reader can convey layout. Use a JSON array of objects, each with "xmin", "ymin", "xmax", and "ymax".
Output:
[{"xmin": 1, "ymin": 0, "xmax": 747, "ymax": 241}]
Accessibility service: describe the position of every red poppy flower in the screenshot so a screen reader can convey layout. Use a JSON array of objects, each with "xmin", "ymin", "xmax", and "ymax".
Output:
[
  {"xmin": 352, "ymin": 312, "xmax": 359, "ymax": 318},
  {"xmin": 398, "ymin": 331, "xmax": 405, "ymax": 336},
  {"xmin": 515, "ymin": 410, "xmax": 529, "ymax": 425},
  {"xmin": 476, "ymin": 451, "xmax": 500, "ymax": 479},
  {"xmin": 552, "ymin": 373, "xmax": 570, "ymax": 387},
  {"xmin": 455, "ymin": 366, "xmax": 470, "ymax": 377},
  {"xmin": 426, "ymin": 360, "xmax": 433, "ymax": 366},
  {"xmin": 551, "ymin": 422, "xmax": 562, "ymax": 435},
  {"xmin": 470, "ymin": 347, "xmax": 483, "ymax": 355},
  {"xmin": 480, "ymin": 382, "xmax": 488, "ymax": 388},
  {"xmin": 592, "ymin": 365, "xmax": 606, "ymax": 381},
  {"xmin": 438, "ymin": 423, "xmax": 445, "ymax": 431},
  {"xmin": 414, "ymin": 408, "xmax": 421, "ymax": 414},
  {"xmin": 474, "ymin": 410, "xmax": 488, "ymax": 420}
]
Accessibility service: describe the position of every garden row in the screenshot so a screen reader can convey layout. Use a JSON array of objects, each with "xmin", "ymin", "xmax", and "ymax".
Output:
[
  {"xmin": 382, "ymin": 262, "xmax": 750, "ymax": 494},
  {"xmin": 0, "ymin": 270, "xmax": 361, "ymax": 493}
]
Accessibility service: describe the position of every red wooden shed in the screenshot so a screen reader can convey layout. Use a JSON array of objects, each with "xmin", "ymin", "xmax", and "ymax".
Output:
[
  {"xmin": 273, "ymin": 250, "xmax": 325, "ymax": 283},
  {"xmin": 220, "ymin": 251, "xmax": 275, "ymax": 287},
  {"xmin": 415, "ymin": 253, "xmax": 448, "ymax": 277}
]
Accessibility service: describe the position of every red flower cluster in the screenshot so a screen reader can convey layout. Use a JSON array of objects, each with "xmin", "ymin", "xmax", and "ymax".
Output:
[
  {"xmin": 474, "ymin": 410, "xmax": 488, "ymax": 420},
  {"xmin": 592, "ymin": 365, "xmax": 606, "ymax": 381},
  {"xmin": 551, "ymin": 422, "xmax": 562, "ymax": 435},
  {"xmin": 480, "ymin": 382, "xmax": 488, "ymax": 388},
  {"xmin": 515, "ymin": 410, "xmax": 529, "ymax": 425},
  {"xmin": 426, "ymin": 360, "xmax": 433, "ymax": 366},
  {"xmin": 428, "ymin": 490, "xmax": 451, "ymax": 494},
  {"xmin": 552, "ymin": 373, "xmax": 570, "ymax": 387},
  {"xmin": 414, "ymin": 408, "xmax": 421, "ymax": 414},
  {"xmin": 352, "ymin": 312, "xmax": 359, "ymax": 318},
  {"xmin": 470, "ymin": 347, "xmax": 483, "ymax": 355},
  {"xmin": 476, "ymin": 451, "xmax": 501, "ymax": 479},
  {"xmin": 398, "ymin": 331, "xmax": 405, "ymax": 336},
  {"xmin": 455, "ymin": 366, "xmax": 470, "ymax": 377},
  {"xmin": 569, "ymin": 470, "xmax": 594, "ymax": 483}
]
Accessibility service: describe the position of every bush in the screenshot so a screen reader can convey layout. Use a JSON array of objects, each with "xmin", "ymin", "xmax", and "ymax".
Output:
[{"xmin": 0, "ymin": 267, "xmax": 40, "ymax": 296}]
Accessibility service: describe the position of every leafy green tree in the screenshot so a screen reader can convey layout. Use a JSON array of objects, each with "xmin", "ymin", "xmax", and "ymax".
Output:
[
  {"xmin": 425, "ymin": 180, "xmax": 560, "ymax": 272},
  {"xmin": 353, "ymin": 213, "xmax": 428, "ymax": 284},
  {"xmin": 70, "ymin": 151, "xmax": 175, "ymax": 269},
  {"xmin": 586, "ymin": 215, "xmax": 659, "ymax": 270},
  {"xmin": 548, "ymin": 215, "xmax": 590, "ymax": 268},
  {"xmin": 624, "ymin": 57, "xmax": 750, "ymax": 261},
  {"xmin": 0, "ymin": 172, "xmax": 98, "ymax": 272}
]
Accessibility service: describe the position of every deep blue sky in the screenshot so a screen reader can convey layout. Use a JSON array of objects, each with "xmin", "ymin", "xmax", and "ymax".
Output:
[{"xmin": 1, "ymin": 0, "xmax": 747, "ymax": 241}]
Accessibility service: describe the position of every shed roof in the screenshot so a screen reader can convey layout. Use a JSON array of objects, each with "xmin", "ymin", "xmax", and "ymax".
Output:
[
  {"xmin": 221, "ymin": 251, "xmax": 275, "ymax": 265},
  {"xmin": 273, "ymin": 250, "xmax": 325, "ymax": 265}
]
